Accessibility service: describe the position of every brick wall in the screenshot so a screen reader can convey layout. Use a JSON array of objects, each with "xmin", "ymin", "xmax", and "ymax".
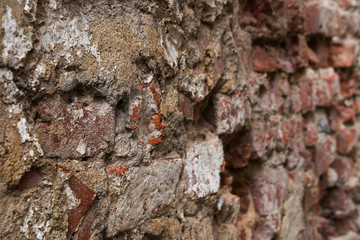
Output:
[{"xmin": 1, "ymin": 0, "xmax": 360, "ymax": 239}]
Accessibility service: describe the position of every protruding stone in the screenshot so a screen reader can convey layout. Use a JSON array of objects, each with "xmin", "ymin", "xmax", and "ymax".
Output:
[{"xmin": 183, "ymin": 135, "xmax": 224, "ymax": 198}]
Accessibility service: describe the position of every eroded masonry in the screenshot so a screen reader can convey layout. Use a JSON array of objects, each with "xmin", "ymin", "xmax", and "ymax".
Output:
[{"xmin": 1, "ymin": 0, "xmax": 360, "ymax": 239}]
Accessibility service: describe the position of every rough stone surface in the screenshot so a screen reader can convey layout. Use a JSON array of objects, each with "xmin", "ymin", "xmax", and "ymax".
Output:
[{"xmin": 2, "ymin": 0, "xmax": 360, "ymax": 239}]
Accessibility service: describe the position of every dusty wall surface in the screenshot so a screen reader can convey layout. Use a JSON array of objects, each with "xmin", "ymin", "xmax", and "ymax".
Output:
[{"xmin": 1, "ymin": 0, "xmax": 360, "ymax": 239}]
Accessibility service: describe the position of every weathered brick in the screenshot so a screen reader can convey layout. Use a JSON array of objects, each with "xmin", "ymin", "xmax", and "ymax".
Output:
[
  {"xmin": 321, "ymin": 188, "xmax": 355, "ymax": 218},
  {"xmin": 131, "ymin": 83, "xmax": 167, "ymax": 145},
  {"xmin": 178, "ymin": 93, "xmax": 193, "ymax": 120},
  {"xmin": 250, "ymin": 166, "xmax": 289, "ymax": 216},
  {"xmin": 336, "ymin": 127, "xmax": 358, "ymax": 154},
  {"xmin": 305, "ymin": 3, "xmax": 345, "ymax": 36},
  {"xmin": 313, "ymin": 68, "xmax": 341, "ymax": 107},
  {"xmin": 304, "ymin": 120, "xmax": 318, "ymax": 147},
  {"xmin": 179, "ymin": 67, "xmax": 210, "ymax": 104},
  {"xmin": 248, "ymin": 122, "xmax": 273, "ymax": 159},
  {"xmin": 291, "ymin": 69, "xmax": 315, "ymax": 113},
  {"xmin": 16, "ymin": 169, "xmax": 43, "ymax": 191},
  {"xmin": 329, "ymin": 105, "xmax": 355, "ymax": 131},
  {"xmin": 331, "ymin": 157, "xmax": 353, "ymax": 183},
  {"xmin": 226, "ymin": 135, "xmax": 251, "ymax": 169},
  {"xmin": 315, "ymin": 135, "xmax": 337, "ymax": 176},
  {"xmin": 331, "ymin": 41, "xmax": 357, "ymax": 67},
  {"xmin": 55, "ymin": 167, "xmax": 96, "ymax": 240},
  {"xmin": 204, "ymin": 93, "xmax": 247, "ymax": 135},
  {"xmin": 253, "ymin": 45, "xmax": 293, "ymax": 73},
  {"xmin": 340, "ymin": 71, "xmax": 357, "ymax": 98},
  {"xmin": 252, "ymin": 220, "xmax": 276, "ymax": 240},
  {"xmin": 106, "ymin": 158, "xmax": 182, "ymax": 236},
  {"xmin": 285, "ymin": 0, "xmax": 305, "ymax": 33},
  {"xmin": 35, "ymin": 95, "xmax": 115, "ymax": 158},
  {"xmin": 183, "ymin": 135, "xmax": 224, "ymax": 198},
  {"xmin": 282, "ymin": 115, "xmax": 305, "ymax": 155}
]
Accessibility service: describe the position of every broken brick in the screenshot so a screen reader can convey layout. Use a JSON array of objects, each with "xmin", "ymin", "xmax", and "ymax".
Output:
[
  {"xmin": 16, "ymin": 168, "xmax": 43, "ymax": 191},
  {"xmin": 35, "ymin": 95, "xmax": 115, "ymax": 158},
  {"xmin": 331, "ymin": 42, "xmax": 357, "ymax": 67},
  {"xmin": 336, "ymin": 127, "xmax": 358, "ymax": 154},
  {"xmin": 315, "ymin": 135, "xmax": 336, "ymax": 176}
]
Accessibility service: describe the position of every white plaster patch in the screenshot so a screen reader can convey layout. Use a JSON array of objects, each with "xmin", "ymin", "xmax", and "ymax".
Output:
[
  {"xmin": 33, "ymin": 135, "xmax": 44, "ymax": 156},
  {"xmin": 76, "ymin": 139, "xmax": 86, "ymax": 155},
  {"xmin": 16, "ymin": 118, "xmax": 44, "ymax": 156},
  {"xmin": 20, "ymin": 206, "xmax": 34, "ymax": 238},
  {"xmin": 183, "ymin": 135, "xmax": 224, "ymax": 198},
  {"xmin": 17, "ymin": 118, "xmax": 32, "ymax": 143},
  {"xmin": 40, "ymin": 14, "xmax": 101, "ymax": 64},
  {"xmin": 29, "ymin": 150, "xmax": 34, "ymax": 157},
  {"xmin": 20, "ymin": 205, "xmax": 51, "ymax": 240},
  {"xmin": 2, "ymin": 6, "xmax": 33, "ymax": 68}
]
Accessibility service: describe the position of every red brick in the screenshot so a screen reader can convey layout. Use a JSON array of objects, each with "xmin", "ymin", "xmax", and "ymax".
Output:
[
  {"xmin": 74, "ymin": 201, "xmax": 97, "ymax": 240},
  {"xmin": 65, "ymin": 174, "xmax": 95, "ymax": 239},
  {"xmin": 285, "ymin": 0, "xmax": 305, "ymax": 33},
  {"xmin": 315, "ymin": 135, "xmax": 336, "ymax": 176},
  {"xmin": 319, "ymin": 218, "xmax": 358, "ymax": 237},
  {"xmin": 253, "ymin": 45, "xmax": 293, "ymax": 73},
  {"xmin": 16, "ymin": 168, "xmax": 43, "ymax": 191},
  {"xmin": 269, "ymin": 79, "xmax": 286, "ymax": 112},
  {"xmin": 226, "ymin": 135, "xmax": 251, "ymax": 169},
  {"xmin": 250, "ymin": 166, "xmax": 289, "ymax": 216},
  {"xmin": 281, "ymin": 115, "xmax": 305, "ymax": 154},
  {"xmin": 340, "ymin": 71, "xmax": 358, "ymax": 98},
  {"xmin": 252, "ymin": 220, "xmax": 276, "ymax": 240},
  {"xmin": 36, "ymin": 95, "xmax": 115, "ymax": 158},
  {"xmin": 305, "ymin": 3, "xmax": 345, "ymax": 36},
  {"xmin": 248, "ymin": 122, "xmax": 272, "ymax": 159},
  {"xmin": 204, "ymin": 93, "xmax": 247, "ymax": 134},
  {"xmin": 336, "ymin": 127, "xmax": 358, "ymax": 154},
  {"xmin": 301, "ymin": 214, "xmax": 328, "ymax": 240},
  {"xmin": 299, "ymin": 80, "xmax": 314, "ymax": 113},
  {"xmin": 178, "ymin": 93, "xmax": 193, "ymax": 120},
  {"xmin": 291, "ymin": 69, "xmax": 315, "ymax": 113},
  {"xmin": 330, "ymin": 105, "xmax": 356, "ymax": 131},
  {"xmin": 331, "ymin": 157, "xmax": 353, "ymax": 183},
  {"xmin": 331, "ymin": 42, "xmax": 357, "ymax": 67},
  {"xmin": 313, "ymin": 68, "xmax": 340, "ymax": 107},
  {"xmin": 321, "ymin": 188, "xmax": 354, "ymax": 218},
  {"xmin": 304, "ymin": 121, "xmax": 318, "ymax": 147}
]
